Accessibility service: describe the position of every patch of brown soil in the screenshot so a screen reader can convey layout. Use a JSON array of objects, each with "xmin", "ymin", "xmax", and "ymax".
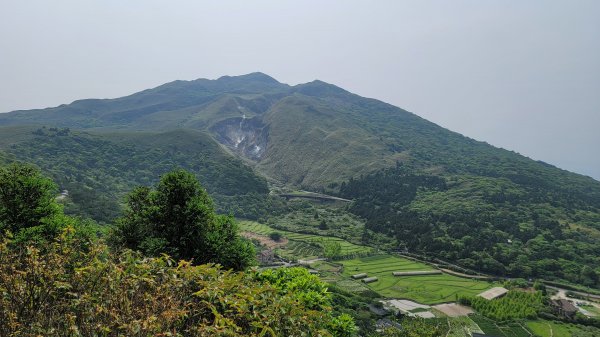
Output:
[
  {"xmin": 432, "ymin": 303, "xmax": 474, "ymax": 317},
  {"xmin": 241, "ymin": 232, "xmax": 289, "ymax": 249}
]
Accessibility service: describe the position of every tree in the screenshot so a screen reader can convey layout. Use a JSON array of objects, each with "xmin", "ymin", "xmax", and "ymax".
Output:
[
  {"xmin": 112, "ymin": 169, "xmax": 255, "ymax": 270},
  {"xmin": 323, "ymin": 240, "xmax": 342, "ymax": 259},
  {"xmin": 319, "ymin": 219, "xmax": 329, "ymax": 230},
  {"xmin": 269, "ymin": 232, "xmax": 282, "ymax": 241},
  {"xmin": 0, "ymin": 163, "xmax": 61, "ymax": 235}
]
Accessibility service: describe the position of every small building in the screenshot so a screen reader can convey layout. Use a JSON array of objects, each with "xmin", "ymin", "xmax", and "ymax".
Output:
[
  {"xmin": 550, "ymin": 299, "xmax": 578, "ymax": 319},
  {"xmin": 352, "ymin": 273, "xmax": 368, "ymax": 279},
  {"xmin": 477, "ymin": 287, "xmax": 509, "ymax": 300},
  {"xmin": 362, "ymin": 277, "xmax": 378, "ymax": 283}
]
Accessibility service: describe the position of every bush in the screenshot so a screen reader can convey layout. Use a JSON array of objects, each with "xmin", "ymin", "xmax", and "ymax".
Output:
[
  {"xmin": 269, "ymin": 232, "xmax": 283, "ymax": 241},
  {"xmin": 0, "ymin": 228, "xmax": 356, "ymax": 336}
]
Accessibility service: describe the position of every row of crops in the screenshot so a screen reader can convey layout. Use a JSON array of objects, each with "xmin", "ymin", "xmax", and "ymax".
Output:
[{"xmin": 239, "ymin": 220, "xmax": 373, "ymax": 259}]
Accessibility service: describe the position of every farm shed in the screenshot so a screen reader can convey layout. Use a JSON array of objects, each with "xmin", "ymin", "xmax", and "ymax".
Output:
[
  {"xmin": 352, "ymin": 273, "xmax": 368, "ymax": 279},
  {"xmin": 362, "ymin": 277, "xmax": 378, "ymax": 283},
  {"xmin": 477, "ymin": 287, "xmax": 508, "ymax": 300},
  {"xmin": 392, "ymin": 270, "xmax": 442, "ymax": 276},
  {"xmin": 550, "ymin": 299, "xmax": 578, "ymax": 319}
]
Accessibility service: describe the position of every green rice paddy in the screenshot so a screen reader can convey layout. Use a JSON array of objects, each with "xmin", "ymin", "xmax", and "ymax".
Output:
[
  {"xmin": 525, "ymin": 319, "xmax": 599, "ymax": 337},
  {"xmin": 339, "ymin": 255, "xmax": 495, "ymax": 304},
  {"xmin": 240, "ymin": 221, "xmax": 495, "ymax": 305}
]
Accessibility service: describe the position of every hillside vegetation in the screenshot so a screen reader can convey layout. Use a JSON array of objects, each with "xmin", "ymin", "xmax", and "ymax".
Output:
[
  {"xmin": 339, "ymin": 164, "xmax": 600, "ymax": 285},
  {"xmin": 0, "ymin": 126, "xmax": 269, "ymax": 223},
  {"xmin": 0, "ymin": 163, "xmax": 356, "ymax": 336},
  {"xmin": 1, "ymin": 73, "xmax": 599, "ymax": 286}
]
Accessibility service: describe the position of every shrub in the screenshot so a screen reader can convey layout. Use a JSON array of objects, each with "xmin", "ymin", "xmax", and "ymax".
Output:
[{"xmin": 0, "ymin": 228, "xmax": 356, "ymax": 336}]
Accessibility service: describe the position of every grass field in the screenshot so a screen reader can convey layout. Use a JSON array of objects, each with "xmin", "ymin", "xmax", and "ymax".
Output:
[
  {"xmin": 239, "ymin": 220, "xmax": 373, "ymax": 259},
  {"xmin": 580, "ymin": 303, "xmax": 600, "ymax": 316},
  {"xmin": 525, "ymin": 319, "xmax": 600, "ymax": 337},
  {"xmin": 339, "ymin": 255, "xmax": 494, "ymax": 304}
]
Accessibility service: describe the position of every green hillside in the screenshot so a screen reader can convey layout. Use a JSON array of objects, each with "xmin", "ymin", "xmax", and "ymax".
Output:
[
  {"xmin": 0, "ymin": 126, "xmax": 269, "ymax": 223},
  {"xmin": 1, "ymin": 73, "xmax": 599, "ymax": 285}
]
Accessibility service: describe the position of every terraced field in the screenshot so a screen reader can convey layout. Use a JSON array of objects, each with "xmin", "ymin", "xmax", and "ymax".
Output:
[
  {"xmin": 278, "ymin": 241, "xmax": 321, "ymax": 260},
  {"xmin": 339, "ymin": 255, "xmax": 495, "ymax": 304},
  {"xmin": 239, "ymin": 220, "xmax": 373, "ymax": 259},
  {"xmin": 446, "ymin": 316, "xmax": 484, "ymax": 337},
  {"xmin": 471, "ymin": 315, "xmax": 533, "ymax": 337},
  {"xmin": 525, "ymin": 320, "xmax": 600, "ymax": 337}
]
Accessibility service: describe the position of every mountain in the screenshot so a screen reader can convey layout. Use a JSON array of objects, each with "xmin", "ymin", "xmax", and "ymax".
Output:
[{"xmin": 1, "ymin": 72, "xmax": 599, "ymax": 285}]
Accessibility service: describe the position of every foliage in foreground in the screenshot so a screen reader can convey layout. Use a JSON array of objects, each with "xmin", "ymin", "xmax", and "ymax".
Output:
[
  {"xmin": 0, "ymin": 228, "xmax": 355, "ymax": 337},
  {"xmin": 0, "ymin": 162, "xmax": 98, "ymax": 245}
]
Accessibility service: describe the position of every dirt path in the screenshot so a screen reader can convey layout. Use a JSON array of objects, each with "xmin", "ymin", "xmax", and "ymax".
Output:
[{"xmin": 439, "ymin": 268, "xmax": 490, "ymax": 280}]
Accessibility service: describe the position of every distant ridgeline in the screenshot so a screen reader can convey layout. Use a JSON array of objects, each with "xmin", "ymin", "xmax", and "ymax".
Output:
[{"xmin": 1, "ymin": 72, "xmax": 599, "ymax": 286}]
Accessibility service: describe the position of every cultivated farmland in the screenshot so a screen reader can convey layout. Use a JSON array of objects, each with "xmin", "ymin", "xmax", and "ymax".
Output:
[
  {"xmin": 340, "ymin": 255, "xmax": 495, "ymax": 304},
  {"xmin": 239, "ymin": 220, "xmax": 373, "ymax": 259}
]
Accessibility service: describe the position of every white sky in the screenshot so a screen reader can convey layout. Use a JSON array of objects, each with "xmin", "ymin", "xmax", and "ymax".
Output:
[{"xmin": 1, "ymin": 1, "xmax": 599, "ymax": 180}]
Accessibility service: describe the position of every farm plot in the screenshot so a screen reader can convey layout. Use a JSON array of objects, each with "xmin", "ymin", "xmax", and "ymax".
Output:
[
  {"xmin": 239, "ymin": 220, "xmax": 373, "ymax": 259},
  {"xmin": 433, "ymin": 303, "xmax": 474, "ymax": 317},
  {"xmin": 340, "ymin": 255, "xmax": 494, "ymax": 304},
  {"xmin": 525, "ymin": 320, "xmax": 600, "ymax": 337},
  {"xmin": 471, "ymin": 315, "xmax": 532, "ymax": 337},
  {"xmin": 446, "ymin": 316, "xmax": 484, "ymax": 337}
]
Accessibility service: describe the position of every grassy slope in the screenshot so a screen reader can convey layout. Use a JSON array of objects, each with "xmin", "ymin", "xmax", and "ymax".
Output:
[{"xmin": 257, "ymin": 94, "xmax": 399, "ymax": 187}]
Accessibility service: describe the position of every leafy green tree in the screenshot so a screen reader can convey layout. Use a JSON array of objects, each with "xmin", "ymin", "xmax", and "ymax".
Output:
[
  {"xmin": 0, "ymin": 163, "xmax": 61, "ymax": 235},
  {"xmin": 255, "ymin": 267, "xmax": 357, "ymax": 336},
  {"xmin": 323, "ymin": 240, "xmax": 342, "ymax": 259},
  {"xmin": 269, "ymin": 231, "xmax": 283, "ymax": 241},
  {"xmin": 112, "ymin": 169, "xmax": 255, "ymax": 270},
  {"xmin": 319, "ymin": 219, "xmax": 329, "ymax": 230}
]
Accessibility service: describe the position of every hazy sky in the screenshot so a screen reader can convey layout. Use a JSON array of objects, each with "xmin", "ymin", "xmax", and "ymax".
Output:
[{"xmin": 1, "ymin": 1, "xmax": 599, "ymax": 180}]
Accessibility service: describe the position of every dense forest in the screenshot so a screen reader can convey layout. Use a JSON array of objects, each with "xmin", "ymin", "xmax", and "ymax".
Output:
[
  {"xmin": 339, "ymin": 164, "xmax": 600, "ymax": 286},
  {"xmin": 459, "ymin": 291, "xmax": 544, "ymax": 321},
  {"xmin": 1, "ymin": 127, "xmax": 271, "ymax": 223}
]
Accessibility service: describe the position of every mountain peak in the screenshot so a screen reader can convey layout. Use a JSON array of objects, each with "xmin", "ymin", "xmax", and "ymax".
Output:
[
  {"xmin": 293, "ymin": 80, "xmax": 349, "ymax": 97},
  {"xmin": 217, "ymin": 72, "xmax": 280, "ymax": 84}
]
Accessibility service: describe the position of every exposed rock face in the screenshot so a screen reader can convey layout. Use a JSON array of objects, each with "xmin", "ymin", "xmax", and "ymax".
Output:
[{"xmin": 211, "ymin": 116, "xmax": 268, "ymax": 160}]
